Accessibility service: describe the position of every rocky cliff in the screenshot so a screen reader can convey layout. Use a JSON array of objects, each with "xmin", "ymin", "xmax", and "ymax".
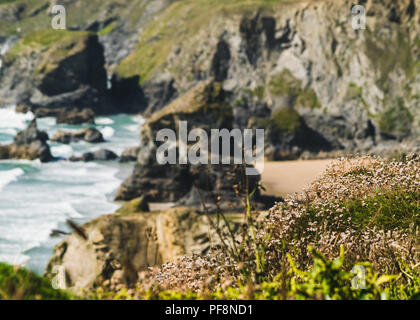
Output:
[
  {"xmin": 113, "ymin": 0, "xmax": 419, "ymax": 159},
  {"xmin": 0, "ymin": 30, "xmax": 107, "ymax": 117},
  {"xmin": 0, "ymin": 0, "xmax": 175, "ymax": 115}
]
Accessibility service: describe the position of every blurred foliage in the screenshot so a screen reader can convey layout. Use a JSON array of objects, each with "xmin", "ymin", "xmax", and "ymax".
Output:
[{"xmin": 0, "ymin": 263, "xmax": 71, "ymax": 300}]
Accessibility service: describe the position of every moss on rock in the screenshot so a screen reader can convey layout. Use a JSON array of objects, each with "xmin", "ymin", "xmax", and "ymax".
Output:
[
  {"xmin": 147, "ymin": 81, "xmax": 232, "ymax": 128},
  {"xmin": 117, "ymin": 196, "xmax": 150, "ymax": 215},
  {"xmin": 269, "ymin": 70, "xmax": 321, "ymax": 109},
  {"xmin": 379, "ymin": 98, "xmax": 414, "ymax": 139},
  {"xmin": 271, "ymin": 107, "xmax": 303, "ymax": 133}
]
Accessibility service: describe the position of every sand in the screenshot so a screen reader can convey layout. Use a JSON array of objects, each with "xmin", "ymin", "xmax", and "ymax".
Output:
[
  {"xmin": 148, "ymin": 159, "xmax": 335, "ymax": 209},
  {"xmin": 261, "ymin": 159, "xmax": 335, "ymax": 197}
]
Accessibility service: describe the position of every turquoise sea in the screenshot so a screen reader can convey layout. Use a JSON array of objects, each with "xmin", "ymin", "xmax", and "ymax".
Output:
[{"xmin": 0, "ymin": 106, "xmax": 144, "ymax": 274}]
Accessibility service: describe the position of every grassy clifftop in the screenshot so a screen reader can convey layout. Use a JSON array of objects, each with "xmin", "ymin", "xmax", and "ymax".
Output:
[
  {"xmin": 0, "ymin": 0, "xmax": 168, "ymax": 36},
  {"xmin": 4, "ymin": 29, "xmax": 93, "ymax": 63}
]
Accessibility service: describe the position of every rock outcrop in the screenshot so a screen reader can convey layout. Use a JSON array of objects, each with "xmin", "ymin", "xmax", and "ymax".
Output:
[
  {"xmin": 69, "ymin": 149, "xmax": 118, "ymax": 162},
  {"xmin": 44, "ymin": 207, "xmax": 213, "ymax": 290},
  {"xmin": 115, "ymin": 81, "xmax": 267, "ymax": 211},
  {"xmin": 0, "ymin": 30, "xmax": 107, "ymax": 119},
  {"xmin": 0, "ymin": 119, "xmax": 52, "ymax": 162},
  {"xmin": 119, "ymin": 146, "xmax": 140, "ymax": 163},
  {"xmin": 55, "ymin": 109, "xmax": 95, "ymax": 125},
  {"xmin": 52, "ymin": 128, "xmax": 104, "ymax": 144}
]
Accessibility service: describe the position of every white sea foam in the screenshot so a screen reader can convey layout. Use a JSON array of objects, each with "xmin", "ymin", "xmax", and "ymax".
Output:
[
  {"xmin": 51, "ymin": 145, "xmax": 73, "ymax": 158},
  {"xmin": 96, "ymin": 117, "xmax": 114, "ymax": 125},
  {"xmin": 99, "ymin": 126, "xmax": 115, "ymax": 139},
  {"xmin": 0, "ymin": 106, "xmax": 34, "ymax": 130},
  {"xmin": 125, "ymin": 124, "xmax": 140, "ymax": 132},
  {"xmin": 1, "ymin": 128, "xmax": 18, "ymax": 135},
  {"xmin": 0, "ymin": 168, "xmax": 25, "ymax": 191}
]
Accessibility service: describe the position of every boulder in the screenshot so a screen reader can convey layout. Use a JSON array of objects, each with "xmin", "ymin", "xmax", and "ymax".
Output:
[
  {"xmin": 56, "ymin": 108, "xmax": 95, "ymax": 125},
  {"xmin": 0, "ymin": 119, "xmax": 52, "ymax": 162},
  {"xmin": 69, "ymin": 149, "xmax": 118, "ymax": 162},
  {"xmin": 52, "ymin": 128, "xmax": 104, "ymax": 144},
  {"xmin": 44, "ymin": 207, "xmax": 212, "ymax": 290},
  {"xmin": 119, "ymin": 147, "xmax": 140, "ymax": 163}
]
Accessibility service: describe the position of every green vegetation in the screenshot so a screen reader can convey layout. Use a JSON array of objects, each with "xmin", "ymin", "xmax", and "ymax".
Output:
[
  {"xmin": 98, "ymin": 22, "xmax": 117, "ymax": 37},
  {"xmin": 379, "ymin": 98, "xmax": 414, "ymax": 138},
  {"xmin": 342, "ymin": 190, "xmax": 419, "ymax": 231},
  {"xmin": 270, "ymin": 70, "xmax": 301, "ymax": 96},
  {"xmin": 248, "ymin": 107, "xmax": 303, "ymax": 134},
  {"xmin": 365, "ymin": 29, "xmax": 420, "ymax": 87},
  {"xmin": 269, "ymin": 70, "xmax": 321, "ymax": 109},
  {"xmin": 271, "ymin": 107, "xmax": 302, "ymax": 132},
  {"xmin": 19, "ymin": 29, "xmax": 91, "ymax": 48},
  {"xmin": 117, "ymin": 196, "xmax": 150, "ymax": 215},
  {"xmin": 246, "ymin": 86, "xmax": 266, "ymax": 99},
  {"xmin": 0, "ymin": 0, "xmax": 18, "ymax": 4},
  {"xmin": 0, "ymin": 263, "xmax": 70, "ymax": 300},
  {"xmin": 98, "ymin": 246, "xmax": 419, "ymax": 300},
  {"xmin": 4, "ymin": 29, "xmax": 92, "ymax": 64}
]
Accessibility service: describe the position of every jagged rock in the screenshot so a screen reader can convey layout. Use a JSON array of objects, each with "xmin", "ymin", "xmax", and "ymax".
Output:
[
  {"xmin": 44, "ymin": 207, "xmax": 212, "ymax": 290},
  {"xmin": 70, "ymin": 149, "xmax": 118, "ymax": 162},
  {"xmin": 115, "ymin": 81, "xmax": 266, "ymax": 211},
  {"xmin": 52, "ymin": 128, "xmax": 104, "ymax": 144},
  {"xmin": 119, "ymin": 146, "xmax": 140, "ymax": 163},
  {"xmin": 0, "ymin": 119, "xmax": 52, "ymax": 162}
]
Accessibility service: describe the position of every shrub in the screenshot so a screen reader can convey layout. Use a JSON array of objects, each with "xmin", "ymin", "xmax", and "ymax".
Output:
[
  {"xmin": 0, "ymin": 263, "xmax": 71, "ymax": 300},
  {"xmin": 123, "ymin": 156, "xmax": 419, "ymax": 300}
]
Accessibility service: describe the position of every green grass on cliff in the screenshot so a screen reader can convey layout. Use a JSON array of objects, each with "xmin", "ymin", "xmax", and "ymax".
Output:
[
  {"xmin": 365, "ymin": 28, "xmax": 420, "ymax": 86},
  {"xmin": 3, "ymin": 29, "xmax": 93, "ymax": 64},
  {"xmin": 0, "ymin": 0, "xmax": 161, "ymax": 37}
]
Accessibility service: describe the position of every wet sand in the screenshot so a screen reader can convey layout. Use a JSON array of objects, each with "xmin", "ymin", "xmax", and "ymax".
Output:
[{"xmin": 261, "ymin": 159, "xmax": 334, "ymax": 197}]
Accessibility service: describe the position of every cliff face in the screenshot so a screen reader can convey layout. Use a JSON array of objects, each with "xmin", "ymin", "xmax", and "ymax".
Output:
[
  {"xmin": 0, "ymin": 30, "xmax": 107, "ymax": 115},
  {"xmin": 0, "ymin": 0, "xmax": 175, "ymax": 115},
  {"xmin": 1, "ymin": 1, "xmax": 418, "ymax": 156},
  {"xmin": 115, "ymin": 0, "xmax": 420, "ymax": 158}
]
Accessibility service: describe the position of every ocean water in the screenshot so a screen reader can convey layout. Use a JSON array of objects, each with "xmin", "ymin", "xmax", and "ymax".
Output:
[{"xmin": 0, "ymin": 106, "xmax": 144, "ymax": 274}]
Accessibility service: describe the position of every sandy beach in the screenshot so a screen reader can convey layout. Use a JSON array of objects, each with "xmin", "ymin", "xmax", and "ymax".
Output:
[{"xmin": 261, "ymin": 159, "xmax": 335, "ymax": 197}]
